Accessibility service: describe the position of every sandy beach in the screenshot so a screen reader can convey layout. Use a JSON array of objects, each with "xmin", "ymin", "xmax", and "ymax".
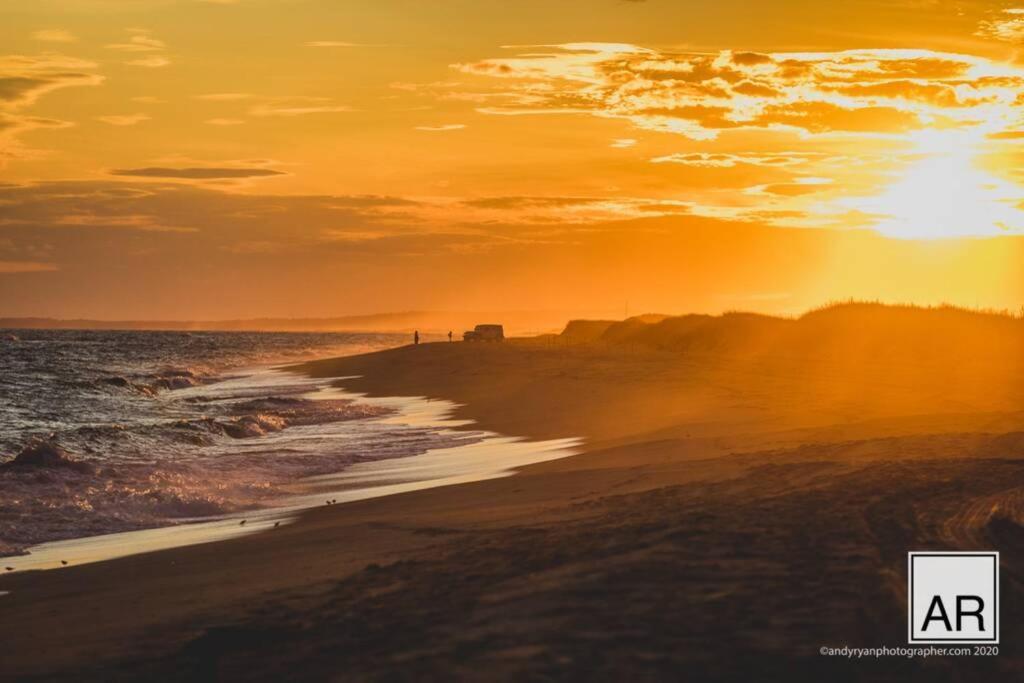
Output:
[{"xmin": 3, "ymin": 306, "xmax": 1024, "ymax": 681}]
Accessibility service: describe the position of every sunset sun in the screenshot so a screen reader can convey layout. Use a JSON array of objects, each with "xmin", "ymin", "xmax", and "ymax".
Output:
[{"xmin": 849, "ymin": 129, "xmax": 1024, "ymax": 240}]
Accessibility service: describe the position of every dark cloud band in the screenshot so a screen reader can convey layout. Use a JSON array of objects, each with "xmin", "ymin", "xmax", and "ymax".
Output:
[{"xmin": 110, "ymin": 167, "xmax": 286, "ymax": 179}]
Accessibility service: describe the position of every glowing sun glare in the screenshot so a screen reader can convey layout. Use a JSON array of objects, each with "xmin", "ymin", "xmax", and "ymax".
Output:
[{"xmin": 850, "ymin": 130, "xmax": 1024, "ymax": 240}]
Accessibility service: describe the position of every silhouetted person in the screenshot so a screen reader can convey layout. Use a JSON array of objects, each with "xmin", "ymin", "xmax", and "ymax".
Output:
[
  {"xmin": 414, "ymin": 330, "xmax": 420, "ymax": 345},
  {"xmin": 448, "ymin": 330, "xmax": 453, "ymax": 342}
]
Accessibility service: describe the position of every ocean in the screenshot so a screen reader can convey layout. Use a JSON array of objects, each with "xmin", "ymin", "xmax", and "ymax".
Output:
[{"xmin": 0, "ymin": 329, "xmax": 480, "ymax": 557}]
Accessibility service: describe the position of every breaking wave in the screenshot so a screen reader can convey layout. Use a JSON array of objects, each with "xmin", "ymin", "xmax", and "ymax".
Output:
[{"xmin": 0, "ymin": 329, "xmax": 471, "ymax": 557}]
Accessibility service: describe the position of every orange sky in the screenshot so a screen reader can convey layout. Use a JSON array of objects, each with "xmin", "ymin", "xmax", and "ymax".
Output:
[{"xmin": 2, "ymin": 0, "xmax": 1024, "ymax": 320}]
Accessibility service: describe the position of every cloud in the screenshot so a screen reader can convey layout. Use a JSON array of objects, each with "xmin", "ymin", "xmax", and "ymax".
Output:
[
  {"xmin": 126, "ymin": 56, "xmax": 171, "ymax": 68},
  {"xmin": 0, "ymin": 55, "xmax": 102, "ymax": 107},
  {"xmin": 0, "ymin": 113, "xmax": 71, "ymax": 135},
  {"xmin": 0, "ymin": 114, "xmax": 74, "ymax": 164},
  {"xmin": 107, "ymin": 30, "xmax": 170, "ymax": 67},
  {"xmin": 414, "ymin": 124, "xmax": 466, "ymax": 131},
  {"xmin": 0, "ymin": 180, "xmax": 665, "ymax": 278},
  {"xmin": 0, "ymin": 73, "xmax": 100, "ymax": 107},
  {"xmin": 610, "ymin": 138, "xmax": 636, "ymax": 148},
  {"xmin": 106, "ymin": 35, "xmax": 165, "ymax": 52},
  {"xmin": 433, "ymin": 44, "xmax": 1024, "ymax": 237},
  {"xmin": 109, "ymin": 167, "xmax": 287, "ymax": 179},
  {"xmin": 2, "ymin": 179, "xmax": 1020, "ymax": 321},
  {"xmin": 249, "ymin": 103, "xmax": 351, "ymax": 116},
  {"xmin": 304, "ymin": 41, "xmax": 359, "ymax": 47},
  {"xmin": 748, "ymin": 178, "xmax": 834, "ymax": 197},
  {"xmin": 96, "ymin": 113, "xmax": 150, "ymax": 126},
  {"xmin": 0, "ymin": 181, "xmax": 435, "ymax": 268},
  {"xmin": 0, "ymin": 260, "xmax": 57, "ymax": 274},
  {"xmin": 458, "ymin": 195, "xmax": 692, "ymax": 223},
  {"xmin": 205, "ymin": 118, "xmax": 246, "ymax": 125},
  {"xmin": 0, "ymin": 53, "xmax": 102, "ymax": 165},
  {"xmin": 32, "ymin": 29, "xmax": 76, "ymax": 43},
  {"xmin": 194, "ymin": 92, "xmax": 252, "ymax": 101},
  {"xmin": 976, "ymin": 8, "xmax": 1024, "ymax": 43},
  {"xmin": 449, "ymin": 44, "xmax": 1024, "ymax": 140},
  {"xmin": 54, "ymin": 213, "xmax": 197, "ymax": 233},
  {"xmin": 651, "ymin": 152, "xmax": 817, "ymax": 167},
  {"xmin": 463, "ymin": 196, "xmax": 610, "ymax": 210}
]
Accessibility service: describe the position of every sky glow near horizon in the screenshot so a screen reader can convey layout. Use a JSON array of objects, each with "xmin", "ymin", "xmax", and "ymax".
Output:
[{"xmin": 2, "ymin": 1, "xmax": 1024, "ymax": 319}]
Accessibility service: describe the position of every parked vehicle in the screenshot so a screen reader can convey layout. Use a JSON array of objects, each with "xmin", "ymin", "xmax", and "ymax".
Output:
[{"xmin": 463, "ymin": 324, "xmax": 505, "ymax": 342}]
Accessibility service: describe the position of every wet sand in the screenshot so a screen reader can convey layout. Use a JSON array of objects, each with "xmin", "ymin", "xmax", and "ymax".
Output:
[{"xmin": 3, "ymin": 337, "xmax": 1024, "ymax": 681}]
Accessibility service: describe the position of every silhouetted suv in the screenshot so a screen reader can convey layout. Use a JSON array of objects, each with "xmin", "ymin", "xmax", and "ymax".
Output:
[{"xmin": 463, "ymin": 324, "xmax": 505, "ymax": 342}]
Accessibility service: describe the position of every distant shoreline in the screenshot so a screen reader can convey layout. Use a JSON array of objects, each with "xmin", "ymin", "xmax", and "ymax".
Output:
[{"xmin": 0, "ymin": 310, "xmax": 589, "ymax": 334}]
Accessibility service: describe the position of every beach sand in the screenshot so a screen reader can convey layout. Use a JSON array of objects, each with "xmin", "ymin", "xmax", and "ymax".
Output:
[{"xmin": 3, "ymin": 325, "xmax": 1024, "ymax": 680}]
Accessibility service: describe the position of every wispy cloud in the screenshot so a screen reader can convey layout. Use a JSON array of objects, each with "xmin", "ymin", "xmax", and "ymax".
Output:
[
  {"xmin": 205, "ymin": 118, "xmax": 245, "ymax": 125},
  {"xmin": 0, "ymin": 181, "xmax": 436, "ymax": 267},
  {"xmin": 106, "ymin": 35, "xmax": 165, "ymax": 52},
  {"xmin": 451, "ymin": 44, "xmax": 1024, "ymax": 139},
  {"xmin": 0, "ymin": 54, "xmax": 102, "ymax": 107},
  {"xmin": 414, "ymin": 124, "xmax": 466, "ymax": 131},
  {"xmin": 194, "ymin": 92, "xmax": 252, "ymax": 101},
  {"xmin": 304, "ymin": 41, "xmax": 359, "ymax": 48},
  {"xmin": 0, "ymin": 53, "xmax": 103, "ymax": 165},
  {"xmin": 108, "ymin": 30, "xmax": 170, "ymax": 68},
  {"xmin": 196, "ymin": 94, "xmax": 351, "ymax": 118},
  {"xmin": 435, "ymin": 43, "xmax": 1024, "ymax": 236},
  {"xmin": 31, "ymin": 29, "xmax": 76, "ymax": 43},
  {"xmin": 976, "ymin": 8, "xmax": 1024, "ymax": 43},
  {"xmin": 96, "ymin": 113, "xmax": 150, "ymax": 126},
  {"xmin": 126, "ymin": 55, "xmax": 171, "ymax": 68},
  {"xmin": 651, "ymin": 152, "xmax": 818, "ymax": 168},
  {"xmin": 249, "ymin": 102, "xmax": 351, "ymax": 116},
  {"xmin": 0, "ymin": 260, "xmax": 58, "ymax": 273},
  {"xmin": 458, "ymin": 194, "xmax": 692, "ymax": 224},
  {"xmin": 54, "ymin": 213, "xmax": 197, "ymax": 233},
  {"xmin": 110, "ymin": 166, "xmax": 286, "ymax": 179}
]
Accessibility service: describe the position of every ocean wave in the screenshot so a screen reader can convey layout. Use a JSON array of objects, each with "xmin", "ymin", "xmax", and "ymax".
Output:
[
  {"xmin": 227, "ymin": 397, "xmax": 390, "ymax": 426},
  {"xmin": 0, "ymin": 454, "xmax": 253, "ymax": 556},
  {"xmin": 172, "ymin": 414, "xmax": 287, "ymax": 439},
  {"xmin": 98, "ymin": 375, "xmax": 158, "ymax": 397},
  {"xmin": 0, "ymin": 420, "xmax": 476, "ymax": 557},
  {"xmin": 166, "ymin": 397, "xmax": 388, "ymax": 440},
  {"xmin": 0, "ymin": 440, "xmax": 96, "ymax": 475},
  {"xmin": 98, "ymin": 366, "xmax": 214, "ymax": 395},
  {"xmin": 0, "ymin": 388, "xmax": 462, "ymax": 557},
  {"xmin": 0, "ymin": 330, "xmax": 446, "ymax": 558},
  {"xmin": 147, "ymin": 367, "xmax": 208, "ymax": 391}
]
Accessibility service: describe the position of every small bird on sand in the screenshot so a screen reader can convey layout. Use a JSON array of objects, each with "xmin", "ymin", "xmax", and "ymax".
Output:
[
  {"xmin": 4, "ymin": 567, "xmax": 13, "ymax": 572},
  {"xmin": 239, "ymin": 520, "xmax": 246, "ymax": 526},
  {"xmin": 326, "ymin": 500, "xmax": 332, "ymax": 505},
  {"xmin": 331, "ymin": 499, "xmax": 337, "ymax": 504},
  {"xmin": 61, "ymin": 560, "xmax": 68, "ymax": 566},
  {"xmin": 273, "ymin": 521, "xmax": 280, "ymax": 528}
]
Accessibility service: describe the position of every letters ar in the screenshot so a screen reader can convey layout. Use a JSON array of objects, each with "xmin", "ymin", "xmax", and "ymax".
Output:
[{"xmin": 921, "ymin": 595, "xmax": 985, "ymax": 632}]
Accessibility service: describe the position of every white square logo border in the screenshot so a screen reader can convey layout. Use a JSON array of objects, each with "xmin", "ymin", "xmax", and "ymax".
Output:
[{"xmin": 908, "ymin": 551, "xmax": 999, "ymax": 644}]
